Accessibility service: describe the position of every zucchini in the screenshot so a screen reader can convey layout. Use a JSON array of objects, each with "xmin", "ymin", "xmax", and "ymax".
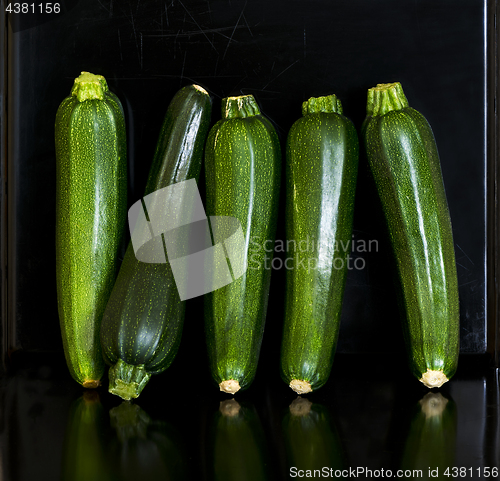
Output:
[
  {"xmin": 100, "ymin": 84, "xmax": 212, "ymax": 400},
  {"xmin": 55, "ymin": 71, "xmax": 127, "ymax": 388},
  {"xmin": 280, "ymin": 94, "xmax": 359, "ymax": 394},
  {"xmin": 362, "ymin": 82, "xmax": 459, "ymax": 388},
  {"xmin": 204, "ymin": 94, "xmax": 281, "ymax": 394}
]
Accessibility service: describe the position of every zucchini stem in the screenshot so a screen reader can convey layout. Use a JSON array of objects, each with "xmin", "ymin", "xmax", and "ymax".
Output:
[
  {"xmin": 419, "ymin": 369, "xmax": 449, "ymax": 389},
  {"xmin": 302, "ymin": 94, "xmax": 343, "ymax": 116},
  {"xmin": 219, "ymin": 379, "xmax": 241, "ymax": 394},
  {"xmin": 366, "ymin": 82, "xmax": 409, "ymax": 117},
  {"xmin": 108, "ymin": 359, "xmax": 151, "ymax": 400},
  {"xmin": 82, "ymin": 379, "xmax": 101, "ymax": 389},
  {"xmin": 221, "ymin": 95, "xmax": 261, "ymax": 119},
  {"xmin": 70, "ymin": 71, "xmax": 109, "ymax": 102},
  {"xmin": 289, "ymin": 379, "xmax": 313, "ymax": 395}
]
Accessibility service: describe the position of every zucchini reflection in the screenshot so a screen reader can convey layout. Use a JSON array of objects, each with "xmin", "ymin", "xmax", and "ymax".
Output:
[
  {"xmin": 61, "ymin": 394, "xmax": 188, "ymax": 481},
  {"xmin": 108, "ymin": 401, "xmax": 188, "ymax": 481},
  {"xmin": 61, "ymin": 391, "xmax": 115, "ymax": 481},
  {"xmin": 400, "ymin": 392, "xmax": 457, "ymax": 479},
  {"xmin": 282, "ymin": 397, "xmax": 345, "ymax": 477},
  {"xmin": 207, "ymin": 399, "xmax": 272, "ymax": 481}
]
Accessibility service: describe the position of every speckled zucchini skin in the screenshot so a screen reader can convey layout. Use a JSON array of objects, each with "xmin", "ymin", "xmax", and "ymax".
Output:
[
  {"xmin": 280, "ymin": 95, "xmax": 359, "ymax": 393},
  {"xmin": 362, "ymin": 82, "xmax": 459, "ymax": 387},
  {"xmin": 204, "ymin": 95, "xmax": 281, "ymax": 392},
  {"xmin": 100, "ymin": 84, "xmax": 212, "ymax": 400},
  {"xmin": 55, "ymin": 72, "xmax": 127, "ymax": 388}
]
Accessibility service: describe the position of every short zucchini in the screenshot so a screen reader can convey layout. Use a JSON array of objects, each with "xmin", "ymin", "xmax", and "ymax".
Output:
[
  {"xmin": 204, "ymin": 94, "xmax": 281, "ymax": 394},
  {"xmin": 280, "ymin": 94, "xmax": 359, "ymax": 394},
  {"xmin": 100, "ymin": 84, "xmax": 212, "ymax": 400},
  {"xmin": 55, "ymin": 71, "xmax": 127, "ymax": 388},
  {"xmin": 362, "ymin": 82, "xmax": 459, "ymax": 388}
]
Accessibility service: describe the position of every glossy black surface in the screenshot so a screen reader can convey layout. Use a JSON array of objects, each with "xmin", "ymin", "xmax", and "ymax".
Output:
[{"xmin": 1, "ymin": 352, "xmax": 499, "ymax": 481}]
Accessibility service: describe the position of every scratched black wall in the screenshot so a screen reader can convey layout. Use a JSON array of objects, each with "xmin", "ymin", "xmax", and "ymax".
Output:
[{"xmin": 6, "ymin": 0, "xmax": 487, "ymax": 371}]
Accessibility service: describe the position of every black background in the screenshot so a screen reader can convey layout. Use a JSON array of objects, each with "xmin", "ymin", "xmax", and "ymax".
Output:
[
  {"xmin": 6, "ymin": 0, "xmax": 488, "ymax": 356},
  {"xmin": 2, "ymin": 1, "xmax": 497, "ymax": 480}
]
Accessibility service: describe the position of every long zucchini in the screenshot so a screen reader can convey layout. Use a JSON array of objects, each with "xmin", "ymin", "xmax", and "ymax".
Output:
[
  {"xmin": 55, "ymin": 71, "xmax": 127, "ymax": 388},
  {"xmin": 100, "ymin": 84, "xmax": 212, "ymax": 400},
  {"xmin": 204, "ymin": 94, "xmax": 281, "ymax": 394},
  {"xmin": 280, "ymin": 94, "xmax": 359, "ymax": 394},
  {"xmin": 362, "ymin": 82, "xmax": 459, "ymax": 388}
]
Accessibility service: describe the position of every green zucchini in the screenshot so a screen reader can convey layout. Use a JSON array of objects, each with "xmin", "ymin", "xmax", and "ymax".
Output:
[
  {"xmin": 204, "ymin": 94, "xmax": 281, "ymax": 394},
  {"xmin": 55, "ymin": 71, "xmax": 127, "ymax": 388},
  {"xmin": 100, "ymin": 84, "xmax": 212, "ymax": 400},
  {"xmin": 362, "ymin": 82, "xmax": 459, "ymax": 388},
  {"xmin": 280, "ymin": 94, "xmax": 359, "ymax": 394}
]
